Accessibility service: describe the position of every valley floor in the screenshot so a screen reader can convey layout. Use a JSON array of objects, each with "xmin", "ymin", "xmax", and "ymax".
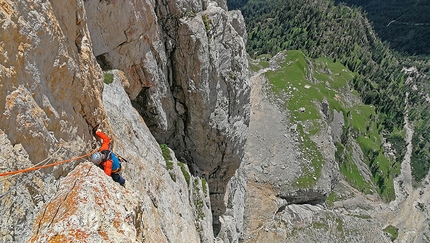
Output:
[{"xmin": 241, "ymin": 61, "xmax": 430, "ymax": 243}]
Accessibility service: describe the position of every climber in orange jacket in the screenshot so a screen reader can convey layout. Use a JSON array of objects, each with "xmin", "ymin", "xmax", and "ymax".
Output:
[{"xmin": 90, "ymin": 128, "xmax": 125, "ymax": 186}]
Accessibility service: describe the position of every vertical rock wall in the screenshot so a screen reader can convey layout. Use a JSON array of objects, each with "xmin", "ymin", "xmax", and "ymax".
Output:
[
  {"xmin": 0, "ymin": 0, "xmax": 105, "ymax": 164},
  {"xmin": 172, "ymin": 4, "xmax": 250, "ymax": 216},
  {"xmin": 0, "ymin": 0, "xmax": 106, "ymax": 241},
  {"xmin": 101, "ymin": 72, "xmax": 215, "ymax": 242},
  {"xmin": 0, "ymin": 0, "xmax": 250, "ymax": 241},
  {"xmin": 84, "ymin": 0, "xmax": 250, "ymax": 216},
  {"xmin": 0, "ymin": 129, "xmax": 58, "ymax": 242},
  {"xmin": 30, "ymin": 74, "xmax": 215, "ymax": 242}
]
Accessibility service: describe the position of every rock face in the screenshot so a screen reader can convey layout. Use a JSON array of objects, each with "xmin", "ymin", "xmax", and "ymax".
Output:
[
  {"xmin": 29, "ymin": 162, "xmax": 144, "ymax": 243},
  {"xmin": 29, "ymin": 160, "xmax": 209, "ymax": 243},
  {"xmin": 1, "ymin": 1, "xmax": 105, "ymax": 241},
  {"xmin": 1, "ymin": 0, "xmax": 249, "ymax": 242},
  {"xmin": 100, "ymin": 72, "xmax": 214, "ymax": 243},
  {"xmin": 172, "ymin": 5, "xmax": 250, "ymax": 216},
  {"xmin": 25, "ymin": 73, "xmax": 214, "ymax": 243},
  {"xmin": 84, "ymin": 0, "xmax": 250, "ymax": 215},
  {"xmin": 0, "ymin": 0, "xmax": 105, "ymax": 166},
  {"xmin": 0, "ymin": 129, "xmax": 58, "ymax": 242},
  {"xmin": 236, "ymin": 56, "xmax": 389, "ymax": 243}
]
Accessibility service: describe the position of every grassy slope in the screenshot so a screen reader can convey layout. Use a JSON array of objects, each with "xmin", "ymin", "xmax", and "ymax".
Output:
[
  {"xmin": 234, "ymin": 0, "xmax": 430, "ymax": 186},
  {"xmin": 257, "ymin": 50, "xmax": 399, "ymax": 201}
]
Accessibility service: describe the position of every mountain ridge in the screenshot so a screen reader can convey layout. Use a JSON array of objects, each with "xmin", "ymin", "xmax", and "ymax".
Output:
[{"xmin": 2, "ymin": 0, "xmax": 430, "ymax": 242}]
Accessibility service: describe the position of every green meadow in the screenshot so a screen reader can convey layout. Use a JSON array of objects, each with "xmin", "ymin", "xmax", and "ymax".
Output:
[{"xmin": 258, "ymin": 50, "xmax": 399, "ymax": 201}]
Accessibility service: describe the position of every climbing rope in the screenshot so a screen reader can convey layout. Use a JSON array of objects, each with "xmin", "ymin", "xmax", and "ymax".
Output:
[
  {"xmin": 0, "ymin": 146, "xmax": 65, "ymax": 199},
  {"xmin": 0, "ymin": 149, "xmax": 97, "ymax": 177},
  {"xmin": 0, "ymin": 145, "xmax": 64, "ymax": 183},
  {"xmin": 0, "ymin": 146, "xmax": 97, "ymax": 200}
]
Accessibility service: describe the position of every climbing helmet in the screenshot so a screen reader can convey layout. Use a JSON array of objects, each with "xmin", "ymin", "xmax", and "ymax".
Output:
[{"xmin": 90, "ymin": 152, "xmax": 103, "ymax": 164}]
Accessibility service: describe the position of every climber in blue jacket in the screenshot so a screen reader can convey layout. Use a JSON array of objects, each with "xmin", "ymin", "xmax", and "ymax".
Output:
[{"xmin": 90, "ymin": 129, "xmax": 125, "ymax": 187}]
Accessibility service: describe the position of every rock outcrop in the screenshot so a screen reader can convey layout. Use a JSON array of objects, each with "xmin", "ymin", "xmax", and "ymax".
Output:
[
  {"xmin": 29, "ymin": 162, "xmax": 144, "ymax": 243},
  {"xmin": 236, "ymin": 54, "xmax": 389, "ymax": 242},
  {"xmin": 84, "ymin": 0, "xmax": 250, "ymax": 215},
  {"xmin": 0, "ymin": 129, "xmax": 58, "ymax": 242},
  {"xmin": 29, "ymin": 160, "xmax": 209, "ymax": 243},
  {"xmin": 1, "ymin": 1, "xmax": 105, "ymax": 241},
  {"xmin": 26, "ymin": 73, "xmax": 214, "ymax": 243},
  {"xmin": 171, "ymin": 5, "xmax": 250, "ymax": 216},
  {"xmin": 0, "ymin": 0, "xmax": 104, "ymax": 167},
  {"xmin": 100, "ymin": 72, "xmax": 214, "ymax": 243},
  {"xmin": 1, "ymin": 0, "xmax": 249, "ymax": 241}
]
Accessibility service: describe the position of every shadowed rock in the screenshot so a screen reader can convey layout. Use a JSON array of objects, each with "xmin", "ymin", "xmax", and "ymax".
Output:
[{"xmin": 84, "ymin": 0, "xmax": 250, "ymax": 216}]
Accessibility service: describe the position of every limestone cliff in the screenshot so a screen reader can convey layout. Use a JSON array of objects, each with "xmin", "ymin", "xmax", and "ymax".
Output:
[
  {"xmin": 29, "ymin": 75, "xmax": 213, "ymax": 242},
  {"xmin": 0, "ymin": 0, "xmax": 249, "ymax": 242},
  {"xmin": 6, "ymin": 0, "xmax": 416, "ymax": 242},
  {"xmin": 1, "ymin": 1, "xmax": 105, "ymax": 241},
  {"xmin": 0, "ymin": 0, "xmax": 105, "ymax": 172},
  {"xmin": 84, "ymin": 0, "xmax": 250, "ymax": 216}
]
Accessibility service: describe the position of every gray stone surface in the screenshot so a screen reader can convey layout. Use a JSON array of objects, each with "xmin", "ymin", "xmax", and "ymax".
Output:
[
  {"xmin": 238, "ymin": 56, "xmax": 389, "ymax": 243},
  {"xmin": 0, "ymin": 1, "xmax": 104, "ymax": 241},
  {"xmin": 84, "ymin": 0, "xmax": 250, "ymax": 216},
  {"xmin": 5, "ymin": 1, "xmax": 430, "ymax": 243},
  {"xmin": 101, "ymin": 73, "xmax": 214, "ymax": 243},
  {"xmin": 171, "ymin": 5, "xmax": 250, "ymax": 215},
  {"xmin": 0, "ymin": 130, "xmax": 58, "ymax": 242},
  {"xmin": 25, "ymin": 75, "xmax": 215, "ymax": 242},
  {"xmin": 1, "ymin": 0, "xmax": 247, "ymax": 241}
]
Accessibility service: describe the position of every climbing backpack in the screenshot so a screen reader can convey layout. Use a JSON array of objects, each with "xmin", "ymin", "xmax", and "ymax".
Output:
[
  {"xmin": 100, "ymin": 150, "xmax": 121, "ymax": 173},
  {"xmin": 111, "ymin": 152, "xmax": 121, "ymax": 173}
]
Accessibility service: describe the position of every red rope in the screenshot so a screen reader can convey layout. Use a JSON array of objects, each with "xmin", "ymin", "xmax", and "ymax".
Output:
[{"xmin": 0, "ymin": 150, "xmax": 97, "ymax": 177}]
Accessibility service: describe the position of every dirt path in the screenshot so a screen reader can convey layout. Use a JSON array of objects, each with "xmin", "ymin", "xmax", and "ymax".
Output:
[
  {"xmin": 393, "ymin": 95, "xmax": 414, "ymax": 205},
  {"xmin": 377, "ymin": 94, "xmax": 430, "ymax": 242}
]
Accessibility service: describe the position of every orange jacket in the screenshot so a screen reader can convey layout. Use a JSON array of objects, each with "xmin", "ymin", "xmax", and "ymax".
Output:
[{"xmin": 95, "ymin": 130, "xmax": 113, "ymax": 176}]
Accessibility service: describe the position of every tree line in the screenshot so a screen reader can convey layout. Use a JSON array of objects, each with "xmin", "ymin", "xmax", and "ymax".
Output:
[
  {"xmin": 229, "ymin": 0, "xmax": 430, "ymax": 183},
  {"xmin": 334, "ymin": 0, "xmax": 430, "ymax": 57}
]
